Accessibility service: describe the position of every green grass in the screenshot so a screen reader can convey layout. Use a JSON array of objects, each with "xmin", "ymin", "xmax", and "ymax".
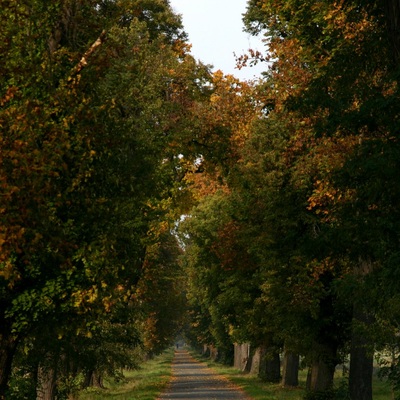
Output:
[
  {"xmin": 76, "ymin": 347, "xmax": 394, "ymax": 400},
  {"xmin": 77, "ymin": 348, "xmax": 174, "ymax": 400},
  {"xmin": 190, "ymin": 352, "xmax": 394, "ymax": 400}
]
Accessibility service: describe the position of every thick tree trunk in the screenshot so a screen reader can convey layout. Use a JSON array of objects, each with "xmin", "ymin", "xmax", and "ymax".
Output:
[
  {"xmin": 0, "ymin": 332, "xmax": 18, "ymax": 400},
  {"xmin": 209, "ymin": 345, "xmax": 219, "ymax": 361},
  {"xmin": 243, "ymin": 346, "xmax": 253, "ymax": 373},
  {"xmin": 384, "ymin": 0, "xmax": 400, "ymax": 63},
  {"xmin": 306, "ymin": 366, "xmax": 312, "ymax": 390},
  {"xmin": 91, "ymin": 371, "xmax": 105, "ymax": 389},
  {"xmin": 36, "ymin": 364, "xmax": 57, "ymax": 400},
  {"xmin": 250, "ymin": 347, "xmax": 261, "ymax": 375},
  {"xmin": 282, "ymin": 349, "xmax": 299, "ymax": 387},
  {"xmin": 258, "ymin": 345, "xmax": 281, "ymax": 383},
  {"xmin": 349, "ymin": 309, "xmax": 373, "ymax": 400},
  {"xmin": 309, "ymin": 357, "xmax": 335, "ymax": 392},
  {"xmin": 349, "ymin": 337, "xmax": 373, "ymax": 400},
  {"xmin": 202, "ymin": 344, "xmax": 210, "ymax": 357},
  {"xmin": 308, "ymin": 340, "xmax": 337, "ymax": 393},
  {"xmin": 234, "ymin": 343, "xmax": 250, "ymax": 371},
  {"xmin": 349, "ymin": 258, "xmax": 374, "ymax": 400},
  {"xmin": 83, "ymin": 370, "xmax": 105, "ymax": 389},
  {"xmin": 82, "ymin": 370, "xmax": 92, "ymax": 389}
]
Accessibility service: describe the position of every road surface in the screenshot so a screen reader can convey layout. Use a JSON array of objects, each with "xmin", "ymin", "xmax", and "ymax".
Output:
[{"xmin": 158, "ymin": 349, "xmax": 252, "ymax": 400}]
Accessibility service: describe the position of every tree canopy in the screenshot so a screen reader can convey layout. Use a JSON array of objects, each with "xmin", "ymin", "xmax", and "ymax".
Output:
[
  {"xmin": 179, "ymin": 0, "xmax": 400, "ymax": 398},
  {"xmin": 0, "ymin": 0, "xmax": 219, "ymax": 397},
  {"xmin": 2, "ymin": 0, "xmax": 400, "ymax": 399}
]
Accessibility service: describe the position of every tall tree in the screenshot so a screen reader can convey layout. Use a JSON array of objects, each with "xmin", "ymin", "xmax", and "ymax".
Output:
[
  {"xmin": 0, "ymin": 0, "xmax": 212, "ymax": 396},
  {"xmin": 243, "ymin": 0, "xmax": 400, "ymax": 398}
]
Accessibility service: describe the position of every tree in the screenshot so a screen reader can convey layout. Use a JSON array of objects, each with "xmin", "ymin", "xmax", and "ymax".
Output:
[
  {"xmin": 0, "ymin": 0, "xmax": 214, "ymax": 397},
  {"xmin": 243, "ymin": 0, "xmax": 400, "ymax": 398},
  {"xmin": 177, "ymin": 70, "xmax": 265, "ymax": 364},
  {"xmin": 136, "ymin": 230, "xmax": 188, "ymax": 356}
]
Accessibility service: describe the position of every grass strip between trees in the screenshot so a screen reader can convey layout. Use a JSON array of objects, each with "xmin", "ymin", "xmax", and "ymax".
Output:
[
  {"xmin": 77, "ymin": 346, "xmax": 393, "ymax": 400},
  {"xmin": 189, "ymin": 350, "xmax": 393, "ymax": 400},
  {"xmin": 77, "ymin": 348, "xmax": 174, "ymax": 400}
]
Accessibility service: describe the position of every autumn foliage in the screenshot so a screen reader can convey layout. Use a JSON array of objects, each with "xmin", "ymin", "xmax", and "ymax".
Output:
[
  {"xmin": 3, "ymin": 0, "xmax": 400, "ymax": 399},
  {"xmin": 180, "ymin": 0, "xmax": 400, "ymax": 399}
]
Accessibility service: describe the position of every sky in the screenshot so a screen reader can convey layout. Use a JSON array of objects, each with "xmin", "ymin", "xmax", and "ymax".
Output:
[{"xmin": 168, "ymin": 0, "xmax": 267, "ymax": 81}]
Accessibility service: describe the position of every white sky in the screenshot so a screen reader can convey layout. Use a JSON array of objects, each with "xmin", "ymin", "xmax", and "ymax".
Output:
[{"xmin": 169, "ymin": 0, "xmax": 267, "ymax": 81}]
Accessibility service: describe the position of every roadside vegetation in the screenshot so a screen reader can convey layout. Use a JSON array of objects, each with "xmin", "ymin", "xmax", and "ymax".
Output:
[
  {"xmin": 3, "ymin": 0, "xmax": 400, "ymax": 399},
  {"xmin": 190, "ymin": 350, "xmax": 393, "ymax": 400},
  {"xmin": 77, "ymin": 347, "xmax": 394, "ymax": 400},
  {"xmin": 77, "ymin": 348, "xmax": 174, "ymax": 400}
]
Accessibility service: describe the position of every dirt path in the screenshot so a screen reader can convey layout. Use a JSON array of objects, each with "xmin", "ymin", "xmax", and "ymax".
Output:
[{"xmin": 157, "ymin": 349, "xmax": 252, "ymax": 400}]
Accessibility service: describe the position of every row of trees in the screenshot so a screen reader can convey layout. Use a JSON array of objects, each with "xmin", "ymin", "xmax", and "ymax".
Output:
[
  {"xmin": 180, "ymin": 1, "xmax": 400, "ymax": 399},
  {"xmin": 0, "ymin": 0, "xmax": 241, "ymax": 398},
  {"xmin": 3, "ymin": 0, "xmax": 400, "ymax": 399}
]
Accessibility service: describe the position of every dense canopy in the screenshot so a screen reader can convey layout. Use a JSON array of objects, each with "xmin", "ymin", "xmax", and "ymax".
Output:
[{"xmin": 1, "ymin": 1, "xmax": 400, "ymax": 399}]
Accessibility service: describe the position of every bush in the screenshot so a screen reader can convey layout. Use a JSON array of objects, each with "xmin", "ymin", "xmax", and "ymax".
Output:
[{"xmin": 6, "ymin": 370, "xmax": 36, "ymax": 400}]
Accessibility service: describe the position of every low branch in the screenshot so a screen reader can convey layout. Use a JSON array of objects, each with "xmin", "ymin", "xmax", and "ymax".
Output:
[{"xmin": 68, "ymin": 30, "xmax": 107, "ymax": 82}]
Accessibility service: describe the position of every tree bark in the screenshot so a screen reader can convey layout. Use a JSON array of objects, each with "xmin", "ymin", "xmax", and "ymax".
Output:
[
  {"xmin": 243, "ymin": 346, "xmax": 253, "ymax": 373},
  {"xmin": 83, "ymin": 370, "xmax": 105, "ymax": 389},
  {"xmin": 308, "ymin": 340, "xmax": 337, "ymax": 393},
  {"xmin": 258, "ymin": 345, "xmax": 281, "ymax": 383},
  {"xmin": 82, "ymin": 370, "xmax": 92, "ymax": 389},
  {"xmin": 91, "ymin": 371, "xmax": 105, "ymax": 389},
  {"xmin": 349, "ymin": 308, "xmax": 373, "ymax": 400},
  {"xmin": 36, "ymin": 364, "xmax": 57, "ymax": 400},
  {"xmin": 202, "ymin": 344, "xmax": 210, "ymax": 357},
  {"xmin": 306, "ymin": 366, "xmax": 312, "ymax": 390},
  {"xmin": 234, "ymin": 343, "xmax": 250, "ymax": 371},
  {"xmin": 208, "ymin": 345, "xmax": 219, "ymax": 361},
  {"xmin": 309, "ymin": 356, "xmax": 335, "ymax": 392},
  {"xmin": 349, "ymin": 337, "xmax": 373, "ymax": 400},
  {"xmin": 384, "ymin": 0, "xmax": 400, "ymax": 64},
  {"xmin": 282, "ymin": 349, "xmax": 299, "ymax": 387},
  {"xmin": 349, "ymin": 258, "xmax": 374, "ymax": 400},
  {"xmin": 250, "ymin": 347, "xmax": 261, "ymax": 375},
  {"xmin": 0, "ymin": 332, "xmax": 18, "ymax": 400}
]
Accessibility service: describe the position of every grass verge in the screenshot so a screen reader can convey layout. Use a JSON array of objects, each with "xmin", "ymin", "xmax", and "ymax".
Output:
[
  {"xmin": 77, "ymin": 348, "xmax": 174, "ymax": 400},
  {"xmin": 189, "ymin": 351, "xmax": 393, "ymax": 400}
]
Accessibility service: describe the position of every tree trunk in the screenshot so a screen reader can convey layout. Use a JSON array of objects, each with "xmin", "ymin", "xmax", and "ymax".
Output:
[
  {"xmin": 250, "ymin": 347, "xmax": 261, "ymax": 375},
  {"xmin": 384, "ymin": 0, "xmax": 400, "ymax": 63},
  {"xmin": 234, "ymin": 343, "xmax": 250, "ymax": 371},
  {"xmin": 91, "ymin": 371, "xmax": 104, "ymax": 389},
  {"xmin": 308, "ymin": 340, "xmax": 337, "ymax": 393},
  {"xmin": 243, "ymin": 346, "xmax": 253, "ymax": 373},
  {"xmin": 36, "ymin": 364, "xmax": 57, "ymax": 400},
  {"xmin": 84, "ymin": 370, "xmax": 105, "ymax": 389},
  {"xmin": 209, "ymin": 345, "xmax": 218, "ymax": 361},
  {"xmin": 0, "ymin": 332, "xmax": 18, "ymax": 400},
  {"xmin": 82, "ymin": 370, "xmax": 92, "ymax": 389},
  {"xmin": 259, "ymin": 345, "xmax": 281, "ymax": 383},
  {"xmin": 349, "ymin": 258, "xmax": 374, "ymax": 400},
  {"xmin": 349, "ymin": 338, "xmax": 373, "ymax": 400},
  {"xmin": 202, "ymin": 344, "xmax": 210, "ymax": 357},
  {"xmin": 309, "ymin": 356, "xmax": 335, "ymax": 392},
  {"xmin": 282, "ymin": 349, "xmax": 299, "ymax": 387},
  {"xmin": 349, "ymin": 309, "xmax": 373, "ymax": 400},
  {"xmin": 306, "ymin": 366, "xmax": 312, "ymax": 390}
]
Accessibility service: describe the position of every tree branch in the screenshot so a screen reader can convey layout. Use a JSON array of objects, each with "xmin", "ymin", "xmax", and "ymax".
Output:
[{"xmin": 68, "ymin": 30, "xmax": 107, "ymax": 83}]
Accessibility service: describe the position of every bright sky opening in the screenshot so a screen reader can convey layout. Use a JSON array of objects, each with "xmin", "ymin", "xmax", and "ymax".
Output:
[{"xmin": 169, "ymin": 0, "xmax": 267, "ymax": 81}]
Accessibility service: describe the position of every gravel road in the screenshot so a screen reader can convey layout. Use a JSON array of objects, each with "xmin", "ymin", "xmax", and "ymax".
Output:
[{"xmin": 157, "ymin": 349, "xmax": 252, "ymax": 400}]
